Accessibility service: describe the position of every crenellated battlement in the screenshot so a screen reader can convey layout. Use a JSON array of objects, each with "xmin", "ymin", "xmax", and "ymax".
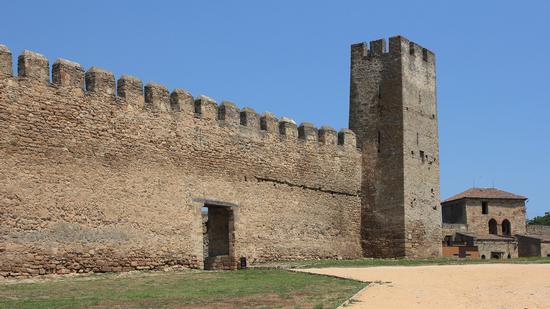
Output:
[
  {"xmin": 0, "ymin": 44, "xmax": 358, "ymax": 153},
  {"xmin": 351, "ymin": 36, "xmax": 435, "ymax": 64}
]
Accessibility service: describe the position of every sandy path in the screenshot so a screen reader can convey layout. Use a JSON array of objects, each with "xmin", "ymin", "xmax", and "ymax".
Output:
[{"xmin": 298, "ymin": 264, "xmax": 550, "ymax": 309}]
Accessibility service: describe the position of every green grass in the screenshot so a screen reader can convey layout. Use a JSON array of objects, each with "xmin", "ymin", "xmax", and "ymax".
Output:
[
  {"xmin": 3, "ymin": 257, "xmax": 547, "ymax": 308},
  {"xmin": 265, "ymin": 256, "xmax": 550, "ymax": 269},
  {"xmin": 0, "ymin": 269, "xmax": 366, "ymax": 309}
]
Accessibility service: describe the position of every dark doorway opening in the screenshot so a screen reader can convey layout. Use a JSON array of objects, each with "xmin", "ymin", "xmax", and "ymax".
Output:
[
  {"xmin": 202, "ymin": 204, "xmax": 236, "ymax": 270},
  {"xmin": 491, "ymin": 252, "xmax": 503, "ymax": 259}
]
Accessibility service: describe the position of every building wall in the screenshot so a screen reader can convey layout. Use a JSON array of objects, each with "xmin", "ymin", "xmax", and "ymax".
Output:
[
  {"xmin": 442, "ymin": 245, "xmax": 479, "ymax": 259},
  {"xmin": 441, "ymin": 224, "xmax": 468, "ymax": 239},
  {"xmin": 0, "ymin": 48, "xmax": 362, "ymax": 277},
  {"xmin": 464, "ymin": 199, "xmax": 526, "ymax": 236},
  {"xmin": 349, "ymin": 36, "xmax": 441, "ymax": 258},
  {"xmin": 441, "ymin": 200, "xmax": 466, "ymax": 224},
  {"xmin": 517, "ymin": 235, "xmax": 541, "ymax": 257},
  {"xmin": 477, "ymin": 240, "xmax": 518, "ymax": 259},
  {"xmin": 541, "ymin": 242, "xmax": 550, "ymax": 257}
]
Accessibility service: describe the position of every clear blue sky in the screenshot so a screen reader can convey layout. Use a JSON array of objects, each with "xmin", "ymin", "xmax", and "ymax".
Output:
[{"xmin": 1, "ymin": 1, "xmax": 548, "ymax": 218}]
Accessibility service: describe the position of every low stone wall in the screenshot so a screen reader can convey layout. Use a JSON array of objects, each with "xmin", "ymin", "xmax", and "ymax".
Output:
[
  {"xmin": 526, "ymin": 224, "xmax": 550, "ymax": 235},
  {"xmin": 476, "ymin": 240, "xmax": 518, "ymax": 259}
]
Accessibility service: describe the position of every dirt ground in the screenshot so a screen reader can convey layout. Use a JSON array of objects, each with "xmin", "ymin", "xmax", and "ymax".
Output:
[{"xmin": 299, "ymin": 264, "xmax": 550, "ymax": 309}]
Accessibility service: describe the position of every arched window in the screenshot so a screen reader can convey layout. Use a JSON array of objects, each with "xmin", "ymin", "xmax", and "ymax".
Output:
[
  {"xmin": 488, "ymin": 219, "xmax": 498, "ymax": 235},
  {"xmin": 502, "ymin": 219, "xmax": 511, "ymax": 236}
]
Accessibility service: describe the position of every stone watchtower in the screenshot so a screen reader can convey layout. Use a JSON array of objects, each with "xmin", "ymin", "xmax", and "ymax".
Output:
[{"xmin": 349, "ymin": 36, "xmax": 441, "ymax": 258}]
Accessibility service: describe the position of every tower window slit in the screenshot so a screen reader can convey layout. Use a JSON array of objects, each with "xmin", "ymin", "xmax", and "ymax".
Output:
[{"xmin": 377, "ymin": 131, "xmax": 381, "ymax": 153}]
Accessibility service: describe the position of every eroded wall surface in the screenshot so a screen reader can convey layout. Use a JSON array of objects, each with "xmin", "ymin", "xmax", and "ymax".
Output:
[
  {"xmin": 349, "ymin": 36, "xmax": 441, "ymax": 258},
  {"xmin": 0, "ymin": 47, "xmax": 362, "ymax": 277}
]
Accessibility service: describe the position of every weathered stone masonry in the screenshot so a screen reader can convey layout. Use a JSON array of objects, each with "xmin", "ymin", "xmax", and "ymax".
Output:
[
  {"xmin": 0, "ymin": 35, "xmax": 442, "ymax": 277},
  {"xmin": 0, "ymin": 45, "xmax": 362, "ymax": 277},
  {"xmin": 350, "ymin": 37, "xmax": 441, "ymax": 258}
]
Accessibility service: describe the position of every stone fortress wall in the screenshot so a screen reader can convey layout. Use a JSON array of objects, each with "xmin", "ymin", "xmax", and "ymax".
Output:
[{"xmin": 0, "ymin": 45, "xmax": 362, "ymax": 278}]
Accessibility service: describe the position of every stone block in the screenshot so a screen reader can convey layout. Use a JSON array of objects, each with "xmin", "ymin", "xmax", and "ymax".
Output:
[
  {"xmin": 278, "ymin": 117, "xmax": 298, "ymax": 138},
  {"xmin": 219, "ymin": 101, "xmax": 240, "ymax": 125},
  {"xmin": 318, "ymin": 125, "xmax": 337, "ymax": 145},
  {"xmin": 117, "ymin": 75, "xmax": 143, "ymax": 99},
  {"xmin": 338, "ymin": 128, "xmax": 356, "ymax": 148},
  {"xmin": 85, "ymin": 67, "xmax": 115, "ymax": 95},
  {"xmin": 194, "ymin": 95, "xmax": 218, "ymax": 120},
  {"xmin": 144, "ymin": 82, "xmax": 170, "ymax": 112},
  {"xmin": 52, "ymin": 59, "xmax": 84, "ymax": 88},
  {"xmin": 170, "ymin": 88, "xmax": 194, "ymax": 113},
  {"xmin": 18, "ymin": 50, "xmax": 49, "ymax": 83},
  {"xmin": 0, "ymin": 44, "xmax": 12, "ymax": 77},
  {"xmin": 260, "ymin": 112, "xmax": 278, "ymax": 133},
  {"xmin": 298, "ymin": 122, "xmax": 318, "ymax": 142},
  {"xmin": 240, "ymin": 107, "xmax": 260, "ymax": 129}
]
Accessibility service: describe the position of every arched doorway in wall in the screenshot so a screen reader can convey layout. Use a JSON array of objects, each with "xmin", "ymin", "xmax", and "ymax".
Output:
[
  {"xmin": 502, "ymin": 219, "xmax": 511, "ymax": 236},
  {"xmin": 488, "ymin": 219, "xmax": 498, "ymax": 235}
]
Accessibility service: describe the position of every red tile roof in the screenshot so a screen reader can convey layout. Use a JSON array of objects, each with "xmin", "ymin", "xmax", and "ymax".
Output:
[{"xmin": 443, "ymin": 187, "xmax": 527, "ymax": 203}]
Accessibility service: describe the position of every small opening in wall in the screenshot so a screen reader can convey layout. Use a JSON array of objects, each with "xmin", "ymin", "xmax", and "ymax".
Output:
[
  {"xmin": 482, "ymin": 201, "xmax": 488, "ymax": 214},
  {"xmin": 507, "ymin": 254, "xmax": 511, "ymax": 259},
  {"xmin": 416, "ymin": 132, "xmax": 419, "ymax": 145},
  {"xmin": 194, "ymin": 100, "xmax": 201, "ymax": 114},
  {"xmin": 481, "ymin": 255, "xmax": 486, "ymax": 259},
  {"xmin": 377, "ymin": 131, "xmax": 381, "ymax": 153},
  {"xmin": 378, "ymin": 85, "xmax": 382, "ymax": 99},
  {"xmin": 419, "ymin": 151, "xmax": 425, "ymax": 163}
]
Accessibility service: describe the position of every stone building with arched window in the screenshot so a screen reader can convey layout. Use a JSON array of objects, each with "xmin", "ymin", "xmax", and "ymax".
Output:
[{"xmin": 441, "ymin": 187, "xmax": 527, "ymax": 259}]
